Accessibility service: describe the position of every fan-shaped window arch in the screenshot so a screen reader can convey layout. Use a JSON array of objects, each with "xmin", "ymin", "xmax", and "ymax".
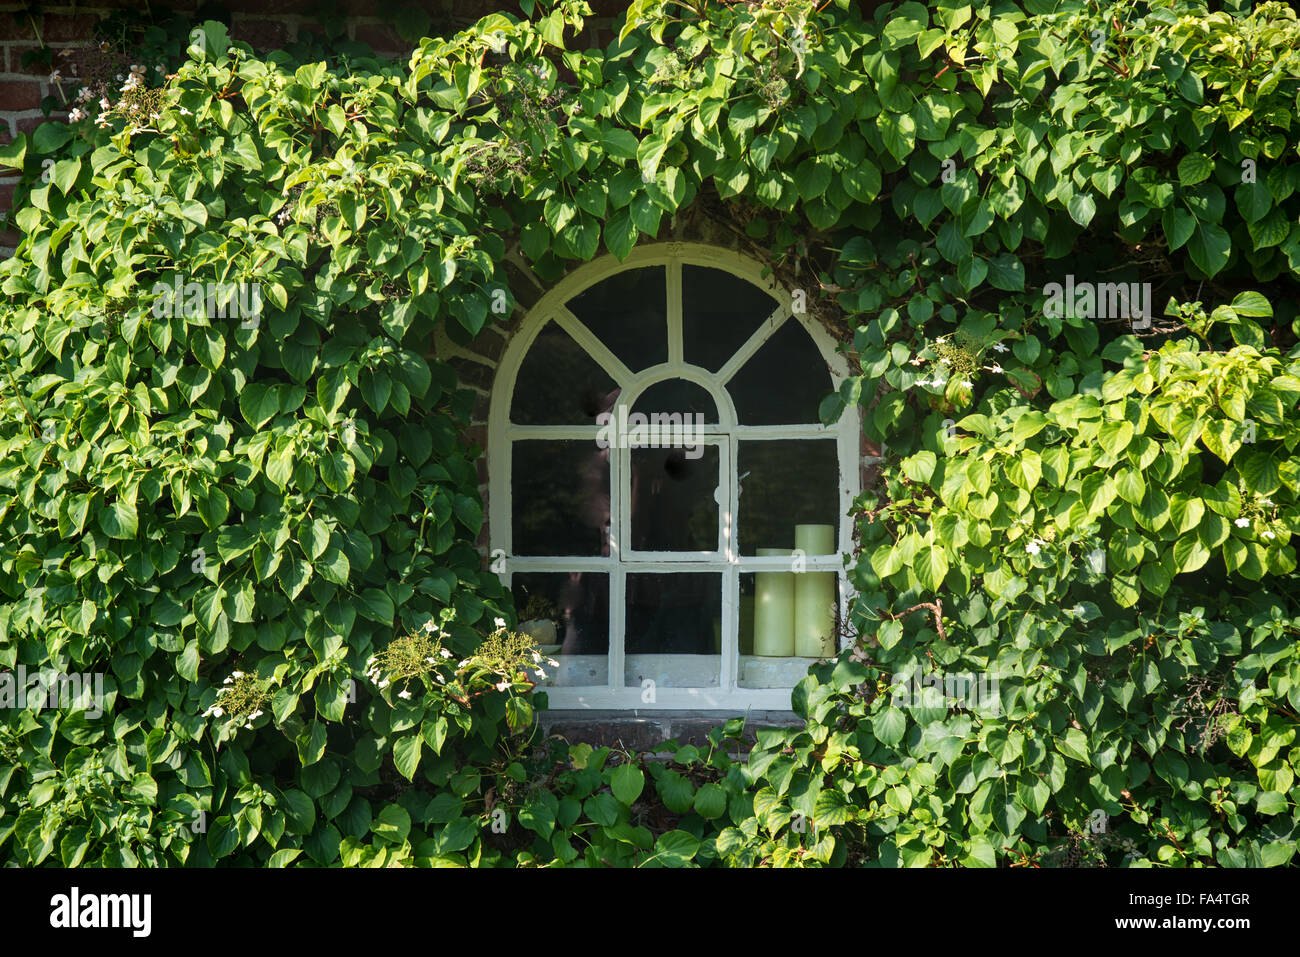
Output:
[{"xmin": 489, "ymin": 244, "xmax": 859, "ymax": 710}]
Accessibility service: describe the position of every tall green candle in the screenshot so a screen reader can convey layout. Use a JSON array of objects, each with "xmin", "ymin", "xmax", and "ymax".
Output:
[
  {"xmin": 753, "ymin": 547, "xmax": 795, "ymax": 657},
  {"xmin": 794, "ymin": 524, "xmax": 836, "ymax": 658}
]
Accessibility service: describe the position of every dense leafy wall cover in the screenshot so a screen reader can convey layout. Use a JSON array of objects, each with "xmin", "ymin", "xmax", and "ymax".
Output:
[{"xmin": 1, "ymin": 0, "xmax": 1299, "ymax": 867}]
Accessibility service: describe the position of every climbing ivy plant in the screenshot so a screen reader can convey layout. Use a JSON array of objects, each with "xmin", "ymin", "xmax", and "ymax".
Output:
[{"xmin": 1, "ymin": 0, "xmax": 1298, "ymax": 867}]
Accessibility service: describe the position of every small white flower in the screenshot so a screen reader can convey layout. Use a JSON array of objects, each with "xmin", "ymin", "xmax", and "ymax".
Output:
[
  {"xmin": 961, "ymin": 380, "xmax": 974, "ymax": 388},
  {"xmin": 77, "ymin": 86, "xmax": 92, "ymax": 101},
  {"xmin": 1025, "ymin": 541, "xmax": 1041, "ymax": 556},
  {"xmin": 989, "ymin": 364, "xmax": 1003, "ymax": 373},
  {"xmin": 425, "ymin": 656, "xmax": 436, "ymax": 664},
  {"xmin": 495, "ymin": 680, "xmax": 511, "ymax": 692},
  {"xmin": 435, "ymin": 674, "xmax": 445, "ymax": 684},
  {"xmin": 1260, "ymin": 498, "xmax": 1273, "ymax": 506},
  {"xmin": 1235, "ymin": 518, "xmax": 1250, "ymax": 528},
  {"xmin": 548, "ymin": 658, "xmax": 559, "ymax": 667},
  {"xmin": 534, "ymin": 668, "xmax": 547, "ymax": 679},
  {"xmin": 459, "ymin": 659, "xmax": 472, "ymax": 668},
  {"xmin": 935, "ymin": 337, "xmax": 947, "ymax": 344},
  {"xmin": 493, "ymin": 617, "xmax": 507, "ymax": 630},
  {"xmin": 398, "ymin": 689, "xmax": 412, "ymax": 699},
  {"xmin": 939, "ymin": 357, "xmax": 951, "ymax": 365},
  {"xmin": 993, "ymin": 343, "xmax": 1008, "ymax": 352},
  {"xmin": 1263, "ymin": 530, "xmax": 1276, "ymax": 539},
  {"xmin": 178, "ymin": 106, "xmax": 192, "ymax": 116},
  {"xmin": 439, "ymin": 649, "xmax": 453, "ymax": 659},
  {"xmin": 423, "ymin": 620, "xmax": 436, "ymax": 633},
  {"xmin": 99, "ymin": 97, "xmax": 112, "ymax": 110},
  {"xmin": 232, "ymin": 671, "xmax": 244, "ymax": 678},
  {"xmin": 49, "ymin": 70, "xmax": 62, "ymax": 84},
  {"xmin": 223, "ymin": 677, "xmax": 233, "ymax": 684},
  {"xmin": 212, "ymin": 706, "xmax": 224, "ymax": 717},
  {"xmin": 248, "ymin": 710, "xmax": 263, "ymax": 720},
  {"xmin": 378, "ymin": 679, "xmax": 390, "ymax": 689}
]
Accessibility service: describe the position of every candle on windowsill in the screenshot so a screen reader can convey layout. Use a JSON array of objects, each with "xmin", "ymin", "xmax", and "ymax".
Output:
[
  {"xmin": 794, "ymin": 524, "xmax": 835, "ymax": 658},
  {"xmin": 753, "ymin": 547, "xmax": 794, "ymax": 657}
]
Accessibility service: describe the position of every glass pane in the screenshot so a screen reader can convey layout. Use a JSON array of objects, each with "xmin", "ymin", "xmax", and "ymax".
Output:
[
  {"xmin": 624, "ymin": 572, "xmax": 721, "ymax": 688},
  {"xmin": 511, "ymin": 440, "xmax": 610, "ymax": 556},
  {"xmin": 728, "ymin": 318, "xmax": 831, "ymax": 424},
  {"xmin": 512, "ymin": 572, "xmax": 609, "ymax": 686},
  {"xmin": 512, "ymin": 321, "xmax": 619, "ymax": 424},
  {"xmin": 681, "ymin": 265, "xmax": 779, "ymax": 372},
  {"xmin": 629, "ymin": 379, "xmax": 718, "ymax": 423},
  {"xmin": 629, "ymin": 445, "xmax": 720, "ymax": 552},
  {"xmin": 738, "ymin": 571, "xmax": 840, "ymax": 688},
  {"xmin": 737, "ymin": 440, "xmax": 839, "ymax": 555},
  {"xmin": 566, "ymin": 266, "xmax": 667, "ymax": 372}
]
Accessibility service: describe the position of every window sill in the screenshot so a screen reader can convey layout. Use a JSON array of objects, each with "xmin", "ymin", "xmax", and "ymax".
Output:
[{"xmin": 536, "ymin": 709, "xmax": 803, "ymax": 753}]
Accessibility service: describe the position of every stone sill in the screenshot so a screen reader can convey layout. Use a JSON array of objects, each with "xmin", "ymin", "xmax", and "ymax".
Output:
[{"xmin": 536, "ymin": 708, "xmax": 803, "ymax": 754}]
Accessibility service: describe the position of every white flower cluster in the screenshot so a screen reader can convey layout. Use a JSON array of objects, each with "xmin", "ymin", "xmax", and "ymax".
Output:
[
  {"xmin": 1025, "ymin": 538, "xmax": 1045, "ymax": 556},
  {"xmin": 363, "ymin": 654, "xmax": 388, "ymax": 689}
]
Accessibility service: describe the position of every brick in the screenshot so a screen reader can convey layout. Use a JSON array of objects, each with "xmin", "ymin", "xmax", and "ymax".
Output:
[
  {"xmin": 15, "ymin": 114, "xmax": 54, "ymax": 134},
  {"xmin": 353, "ymin": 24, "xmax": 405, "ymax": 53},
  {"xmin": 231, "ymin": 19, "xmax": 290, "ymax": 51},
  {"xmin": 43, "ymin": 14, "xmax": 101, "ymax": 43},
  {"xmin": 0, "ymin": 229, "xmax": 22, "ymax": 248},
  {"xmin": 0, "ymin": 81, "xmax": 44, "ymax": 112},
  {"xmin": 540, "ymin": 717, "xmax": 670, "ymax": 751},
  {"xmin": 0, "ymin": 14, "xmax": 39, "ymax": 41},
  {"xmin": 448, "ymin": 356, "xmax": 493, "ymax": 391}
]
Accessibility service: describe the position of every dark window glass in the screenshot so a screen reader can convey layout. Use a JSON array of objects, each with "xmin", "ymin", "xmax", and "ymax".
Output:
[
  {"xmin": 681, "ymin": 265, "xmax": 779, "ymax": 372},
  {"xmin": 736, "ymin": 440, "xmax": 839, "ymax": 555},
  {"xmin": 625, "ymin": 572, "xmax": 722, "ymax": 659},
  {"xmin": 511, "ymin": 321, "xmax": 619, "ymax": 424},
  {"xmin": 727, "ymin": 318, "xmax": 831, "ymax": 424},
  {"xmin": 629, "ymin": 379, "xmax": 718, "ymax": 423},
  {"xmin": 567, "ymin": 266, "xmax": 668, "ymax": 372},
  {"xmin": 629, "ymin": 445, "xmax": 719, "ymax": 552},
  {"xmin": 511, "ymin": 440, "xmax": 610, "ymax": 556}
]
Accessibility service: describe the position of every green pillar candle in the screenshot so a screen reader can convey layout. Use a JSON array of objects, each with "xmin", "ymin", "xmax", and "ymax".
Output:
[
  {"xmin": 794, "ymin": 524, "xmax": 836, "ymax": 658},
  {"xmin": 753, "ymin": 547, "xmax": 795, "ymax": 657}
]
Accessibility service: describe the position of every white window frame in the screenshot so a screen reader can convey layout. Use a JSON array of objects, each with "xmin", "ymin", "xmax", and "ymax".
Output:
[{"xmin": 488, "ymin": 242, "xmax": 861, "ymax": 710}]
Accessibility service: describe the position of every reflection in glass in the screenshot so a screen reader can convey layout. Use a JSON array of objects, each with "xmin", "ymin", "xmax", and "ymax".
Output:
[
  {"xmin": 511, "ymin": 440, "xmax": 610, "ymax": 556},
  {"xmin": 681, "ymin": 265, "xmax": 779, "ymax": 372},
  {"xmin": 512, "ymin": 321, "xmax": 620, "ymax": 424},
  {"xmin": 728, "ymin": 318, "xmax": 831, "ymax": 424},
  {"xmin": 629, "ymin": 445, "xmax": 719, "ymax": 552},
  {"xmin": 567, "ymin": 267, "xmax": 668, "ymax": 372},
  {"xmin": 512, "ymin": 572, "xmax": 609, "ymax": 685},
  {"xmin": 737, "ymin": 440, "xmax": 839, "ymax": 555}
]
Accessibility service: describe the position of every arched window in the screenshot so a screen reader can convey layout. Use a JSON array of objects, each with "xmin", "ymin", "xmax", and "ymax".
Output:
[{"xmin": 489, "ymin": 244, "xmax": 860, "ymax": 710}]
